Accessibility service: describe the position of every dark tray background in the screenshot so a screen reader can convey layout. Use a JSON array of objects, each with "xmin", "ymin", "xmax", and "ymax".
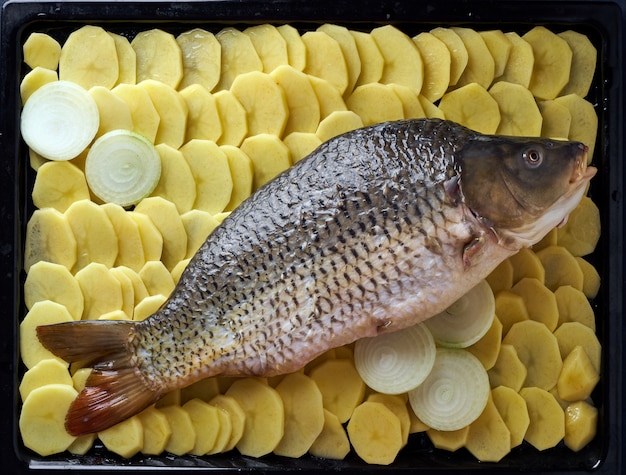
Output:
[{"xmin": 0, "ymin": 0, "xmax": 624, "ymax": 473}]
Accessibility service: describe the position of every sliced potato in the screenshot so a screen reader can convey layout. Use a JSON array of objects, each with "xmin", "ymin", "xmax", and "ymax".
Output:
[
  {"xmin": 487, "ymin": 344, "xmax": 527, "ymax": 392},
  {"xmin": 509, "ymin": 248, "xmax": 545, "ymax": 285},
  {"xmin": 347, "ymin": 401, "xmax": 403, "ymax": 465},
  {"xmin": 489, "ymin": 81, "xmax": 542, "ymax": 136},
  {"xmin": 209, "ymin": 394, "xmax": 246, "ymax": 452},
  {"xmin": 302, "ymin": 30, "xmax": 349, "ymax": 95},
  {"xmin": 308, "ymin": 408, "xmax": 350, "ymax": 460},
  {"xmin": 98, "ymin": 415, "xmax": 144, "ymax": 458},
  {"xmin": 556, "ymin": 196, "xmax": 601, "ymax": 257},
  {"xmin": 538, "ymin": 100, "xmax": 572, "ymax": 139},
  {"xmin": 438, "ymin": 82, "xmax": 500, "ymax": 134},
  {"xmin": 140, "ymin": 79, "xmax": 188, "ymax": 149},
  {"xmin": 371, "ymin": 25, "xmax": 423, "ymax": 94},
  {"xmin": 367, "ymin": 393, "xmax": 411, "ymax": 447},
  {"xmin": 221, "ymin": 144, "xmax": 254, "ymax": 211},
  {"xmin": 308, "ymin": 75, "xmax": 348, "ymax": 119},
  {"xmin": 467, "ymin": 316, "xmax": 502, "ymax": 370},
  {"xmin": 75, "ymin": 262, "xmax": 123, "ymax": 320},
  {"xmin": 427, "ymin": 427, "xmax": 469, "ymax": 452},
  {"xmin": 181, "ymin": 210, "xmax": 220, "ymax": 259},
  {"xmin": 159, "ymin": 404, "xmax": 197, "ymax": 456},
  {"xmin": 179, "ymin": 83, "xmax": 222, "ymax": 143},
  {"xmin": 564, "ymin": 400, "xmax": 598, "ymax": 452},
  {"xmin": 176, "ymin": 28, "xmax": 221, "ymax": 91},
  {"xmin": 553, "ymin": 321, "xmax": 601, "ymax": 374},
  {"xmin": 20, "ymin": 66, "xmax": 58, "ymax": 105},
  {"xmin": 318, "ymin": 24, "xmax": 361, "ymax": 96},
  {"xmin": 24, "ymin": 260, "xmax": 84, "ymax": 320},
  {"xmin": 19, "ymin": 358, "xmax": 73, "ymax": 402},
  {"xmin": 523, "ymin": 26, "xmax": 573, "ymax": 100},
  {"xmin": 271, "ymin": 65, "xmax": 320, "ymax": 136},
  {"xmin": 32, "ymin": 160, "xmax": 90, "ymax": 212},
  {"xmin": 59, "ymin": 25, "xmax": 119, "ymax": 89},
  {"xmin": 390, "ymin": 83, "xmax": 426, "ymax": 119},
  {"xmin": 494, "ymin": 290, "xmax": 529, "ymax": 336},
  {"xmin": 139, "ymin": 260, "xmax": 175, "ymax": 297},
  {"xmin": 486, "ymin": 259, "xmax": 514, "ymax": 294},
  {"xmin": 137, "ymin": 405, "xmax": 172, "ymax": 456},
  {"xmin": 127, "ymin": 211, "xmax": 163, "ymax": 263},
  {"xmin": 215, "ymin": 27, "xmax": 263, "ymax": 91},
  {"xmin": 346, "ymin": 83, "xmax": 404, "ymax": 126},
  {"xmin": 451, "ymin": 27, "xmax": 495, "ymax": 89},
  {"xmin": 430, "ymin": 27, "xmax": 468, "ymax": 86},
  {"xmin": 182, "ymin": 398, "xmax": 221, "ymax": 456},
  {"xmin": 316, "ymin": 110, "xmax": 363, "ymax": 143},
  {"xmin": 277, "ymin": 24, "xmax": 306, "ymax": 72},
  {"xmin": 108, "ymin": 268, "xmax": 135, "ymax": 318},
  {"xmin": 498, "ymin": 32, "xmax": 534, "ymax": 88},
  {"xmin": 24, "ymin": 207, "xmax": 77, "ymax": 272},
  {"xmin": 479, "ymin": 30, "xmax": 512, "ymax": 78},
  {"xmin": 240, "ymin": 134, "xmax": 292, "ymax": 190},
  {"xmin": 511, "ymin": 277, "xmax": 559, "ymax": 331},
  {"xmin": 151, "ymin": 143, "xmax": 197, "ymax": 214},
  {"xmin": 111, "ymin": 83, "xmax": 161, "ymax": 143},
  {"xmin": 214, "ymin": 90, "xmax": 248, "ymax": 147},
  {"xmin": 179, "ymin": 139, "xmax": 233, "ymax": 214},
  {"xmin": 465, "ymin": 396, "xmax": 511, "ymax": 462},
  {"xmin": 351, "ymin": 30, "xmax": 384, "ymax": 87},
  {"xmin": 244, "ymin": 24, "xmax": 289, "ymax": 73},
  {"xmin": 132, "ymin": 28, "xmax": 183, "ymax": 89},
  {"xmin": 536, "ymin": 245, "xmax": 584, "ymax": 292},
  {"xmin": 576, "ymin": 257, "xmax": 601, "ymax": 299},
  {"xmin": 558, "ymin": 30, "xmax": 597, "ymax": 98},
  {"xmin": 412, "ymin": 32, "xmax": 451, "ymax": 102},
  {"xmin": 519, "ymin": 387, "xmax": 565, "ymax": 450},
  {"xmin": 283, "ymin": 132, "xmax": 322, "ymax": 163},
  {"xmin": 111, "ymin": 265, "xmax": 149, "ymax": 306},
  {"xmin": 108, "ymin": 32, "xmax": 136, "ymax": 86},
  {"xmin": 553, "ymin": 94, "xmax": 598, "ymax": 161},
  {"xmin": 102, "ymin": 202, "xmax": 146, "ymax": 272},
  {"xmin": 23, "ymin": 32, "xmax": 61, "ymax": 70},
  {"xmin": 133, "ymin": 294, "xmax": 167, "ymax": 322},
  {"xmin": 557, "ymin": 345, "xmax": 600, "ymax": 401},
  {"xmin": 491, "ymin": 386, "xmax": 529, "ymax": 448},
  {"xmin": 20, "ymin": 301, "xmax": 73, "ymax": 369},
  {"xmin": 88, "ymin": 86, "xmax": 133, "ymax": 138}
]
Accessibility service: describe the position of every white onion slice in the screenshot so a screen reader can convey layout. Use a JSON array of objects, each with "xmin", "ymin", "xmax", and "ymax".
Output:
[
  {"xmin": 424, "ymin": 279, "xmax": 495, "ymax": 348},
  {"xmin": 408, "ymin": 348, "xmax": 490, "ymax": 431},
  {"xmin": 354, "ymin": 323, "xmax": 436, "ymax": 395},
  {"xmin": 85, "ymin": 130, "xmax": 161, "ymax": 207},
  {"xmin": 21, "ymin": 80, "xmax": 99, "ymax": 161}
]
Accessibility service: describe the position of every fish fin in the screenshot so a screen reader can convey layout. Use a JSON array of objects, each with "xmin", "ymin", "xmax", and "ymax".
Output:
[{"xmin": 36, "ymin": 321, "xmax": 161, "ymax": 436}]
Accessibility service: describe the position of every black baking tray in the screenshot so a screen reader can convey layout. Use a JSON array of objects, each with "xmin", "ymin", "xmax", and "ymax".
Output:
[{"xmin": 0, "ymin": 0, "xmax": 624, "ymax": 473}]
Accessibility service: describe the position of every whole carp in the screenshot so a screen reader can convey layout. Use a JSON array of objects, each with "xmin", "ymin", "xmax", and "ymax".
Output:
[{"xmin": 37, "ymin": 118, "xmax": 595, "ymax": 436}]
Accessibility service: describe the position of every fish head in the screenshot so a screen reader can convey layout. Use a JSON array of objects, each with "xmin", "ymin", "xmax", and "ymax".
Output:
[{"xmin": 458, "ymin": 135, "xmax": 597, "ymax": 249}]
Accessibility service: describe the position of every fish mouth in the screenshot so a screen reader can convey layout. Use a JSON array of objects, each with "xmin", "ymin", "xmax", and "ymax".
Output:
[{"xmin": 570, "ymin": 144, "xmax": 597, "ymax": 184}]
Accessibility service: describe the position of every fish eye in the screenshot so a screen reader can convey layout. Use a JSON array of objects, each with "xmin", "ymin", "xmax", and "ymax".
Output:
[{"xmin": 523, "ymin": 148, "xmax": 543, "ymax": 168}]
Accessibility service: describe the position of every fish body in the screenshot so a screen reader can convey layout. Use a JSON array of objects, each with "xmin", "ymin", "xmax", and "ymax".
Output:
[{"xmin": 37, "ymin": 119, "xmax": 595, "ymax": 435}]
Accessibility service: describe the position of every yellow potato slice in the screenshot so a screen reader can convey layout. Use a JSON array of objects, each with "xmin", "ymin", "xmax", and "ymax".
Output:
[
  {"xmin": 180, "ymin": 377, "xmax": 220, "ymax": 404},
  {"xmin": 127, "ymin": 211, "xmax": 164, "ymax": 263},
  {"xmin": 67, "ymin": 434, "xmax": 97, "ymax": 456},
  {"xmin": 274, "ymin": 372, "xmax": 325, "ymax": 458},
  {"xmin": 155, "ymin": 389, "xmax": 181, "ymax": 408},
  {"xmin": 65, "ymin": 199, "xmax": 118, "ymax": 272},
  {"xmin": 558, "ymin": 30, "xmax": 597, "ymax": 98},
  {"xmin": 19, "ymin": 384, "xmax": 78, "ymax": 456},
  {"xmin": 179, "ymin": 139, "xmax": 233, "ymax": 214},
  {"xmin": 519, "ymin": 387, "xmax": 565, "ymax": 450},
  {"xmin": 494, "ymin": 290, "xmax": 529, "ymax": 335},
  {"xmin": 271, "ymin": 65, "xmax": 320, "ymax": 135},
  {"xmin": 497, "ymin": 32, "xmax": 534, "ymax": 88},
  {"xmin": 430, "ymin": 27, "xmax": 468, "ymax": 87},
  {"xmin": 318, "ymin": 24, "xmax": 361, "ymax": 96},
  {"xmin": 564, "ymin": 400, "xmax": 598, "ymax": 452},
  {"xmin": 111, "ymin": 265, "xmax": 149, "ymax": 307},
  {"xmin": 24, "ymin": 260, "xmax": 83, "ymax": 320},
  {"xmin": 133, "ymin": 294, "xmax": 167, "ymax": 322},
  {"xmin": 491, "ymin": 386, "xmax": 529, "ymax": 448},
  {"xmin": 134, "ymin": 196, "xmax": 187, "ymax": 270},
  {"xmin": 182, "ymin": 398, "xmax": 221, "ymax": 456},
  {"xmin": 509, "ymin": 248, "xmax": 545, "ymax": 285},
  {"xmin": 111, "ymin": 83, "xmax": 160, "ymax": 143},
  {"xmin": 308, "ymin": 408, "xmax": 350, "ymax": 460},
  {"xmin": 553, "ymin": 94, "xmax": 598, "ymax": 161},
  {"xmin": 467, "ymin": 316, "xmax": 502, "ymax": 371},
  {"xmin": 536, "ymin": 245, "xmax": 584, "ymax": 292},
  {"xmin": 231, "ymin": 71, "xmax": 289, "ymax": 137},
  {"xmin": 99, "ymin": 415, "xmax": 144, "ymax": 458},
  {"xmin": 221, "ymin": 145, "xmax": 253, "ymax": 211},
  {"xmin": 556, "ymin": 196, "xmax": 601, "ymax": 257},
  {"xmin": 209, "ymin": 394, "xmax": 246, "ymax": 452},
  {"xmin": 553, "ymin": 321, "xmax": 601, "ymax": 374},
  {"xmin": 367, "ymin": 393, "xmax": 411, "ymax": 447},
  {"xmin": 98, "ymin": 309, "xmax": 131, "ymax": 321},
  {"xmin": 179, "ymin": 84, "xmax": 222, "ymax": 143},
  {"xmin": 226, "ymin": 377, "xmax": 285, "ymax": 457},
  {"xmin": 275, "ymin": 24, "xmax": 306, "ymax": 72},
  {"xmin": 487, "ymin": 344, "xmax": 527, "ymax": 392},
  {"xmin": 207, "ymin": 406, "xmax": 233, "ymax": 455},
  {"xmin": 351, "ymin": 30, "xmax": 384, "ymax": 87},
  {"xmin": 479, "ymin": 30, "xmax": 512, "ymax": 78},
  {"xmin": 88, "ymin": 86, "xmax": 134, "ymax": 138},
  {"xmin": 102, "ymin": 203, "xmax": 146, "ymax": 272},
  {"xmin": 523, "ymin": 26, "xmax": 573, "ymax": 100},
  {"xmin": 139, "ymin": 260, "xmax": 175, "ymax": 297},
  {"xmin": 390, "ymin": 83, "xmax": 426, "ymax": 119},
  {"xmin": 159, "ymin": 404, "xmax": 197, "ymax": 456},
  {"xmin": 412, "ymin": 32, "xmax": 451, "ymax": 102},
  {"xmin": 486, "ymin": 259, "xmax": 514, "ymax": 294},
  {"xmin": 215, "ymin": 27, "xmax": 263, "ymax": 91},
  {"xmin": 283, "ymin": 132, "xmax": 322, "ymax": 163},
  {"xmin": 106, "ymin": 268, "xmax": 135, "ymax": 317},
  {"xmin": 308, "ymin": 74, "xmax": 348, "ymax": 120},
  {"xmin": 75, "ymin": 262, "xmax": 123, "ymax": 320},
  {"xmin": 176, "ymin": 28, "xmax": 221, "ymax": 91},
  {"xmin": 308, "ymin": 358, "xmax": 365, "ymax": 424},
  {"xmin": 538, "ymin": 100, "xmax": 572, "ymax": 139},
  {"xmin": 576, "ymin": 257, "xmax": 601, "ymax": 299},
  {"xmin": 181, "ymin": 210, "xmax": 220, "ymax": 258},
  {"xmin": 214, "ymin": 90, "xmax": 248, "ymax": 146},
  {"xmin": 557, "ymin": 345, "xmax": 600, "ymax": 401},
  {"xmin": 489, "ymin": 81, "xmax": 542, "ymax": 136},
  {"xmin": 108, "ymin": 32, "xmax": 136, "ymax": 86},
  {"xmin": 139, "ymin": 79, "xmax": 188, "ymax": 149},
  {"xmin": 427, "ymin": 427, "xmax": 469, "ymax": 452},
  {"xmin": 19, "ymin": 358, "xmax": 73, "ymax": 402},
  {"xmin": 20, "ymin": 301, "xmax": 73, "ymax": 369},
  {"xmin": 132, "ymin": 28, "xmax": 183, "ymax": 89},
  {"xmin": 151, "ymin": 143, "xmax": 197, "ymax": 214},
  {"xmin": 138, "ymin": 405, "xmax": 172, "ymax": 455},
  {"xmin": 502, "ymin": 320, "xmax": 562, "ymax": 390},
  {"xmin": 240, "ymin": 134, "xmax": 292, "ymax": 190},
  {"xmin": 511, "ymin": 277, "xmax": 558, "ymax": 331},
  {"xmin": 315, "ymin": 110, "xmax": 364, "ymax": 143},
  {"xmin": 59, "ymin": 25, "xmax": 119, "ymax": 89},
  {"xmin": 438, "ymin": 83, "xmax": 500, "ymax": 134},
  {"xmin": 347, "ymin": 401, "xmax": 403, "ymax": 465},
  {"xmin": 465, "ymin": 396, "xmax": 511, "ymax": 462},
  {"xmin": 32, "ymin": 160, "xmax": 90, "ymax": 212},
  {"xmin": 20, "ymin": 66, "xmax": 58, "ymax": 105},
  {"xmin": 302, "ymin": 30, "xmax": 349, "ymax": 95},
  {"xmin": 346, "ymin": 83, "xmax": 404, "ymax": 126},
  {"xmin": 24, "ymin": 207, "xmax": 77, "ymax": 272},
  {"xmin": 533, "ymin": 228, "xmax": 558, "ymax": 252},
  {"xmin": 452, "ymin": 27, "xmax": 495, "ymax": 89},
  {"xmin": 371, "ymin": 25, "xmax": 423, "ymax": 94},
  {"xmin": 23, "ymin": 32, "xmax": 61, "ymax": 70},
  {"xmin": 244, "ymin": 24, "xmax": 289, "ymax": 73}
]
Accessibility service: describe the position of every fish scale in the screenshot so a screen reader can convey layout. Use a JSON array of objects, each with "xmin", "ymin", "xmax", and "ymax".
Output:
[{"xmin": 36, "ymin": 118, "xmax": 594, "ymax": 435}]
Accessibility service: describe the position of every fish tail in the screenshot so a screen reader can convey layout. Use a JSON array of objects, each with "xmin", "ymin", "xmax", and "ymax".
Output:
[{"xmin": 36, "ymin": 320, "xmax": 161, "ymax": 436}]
